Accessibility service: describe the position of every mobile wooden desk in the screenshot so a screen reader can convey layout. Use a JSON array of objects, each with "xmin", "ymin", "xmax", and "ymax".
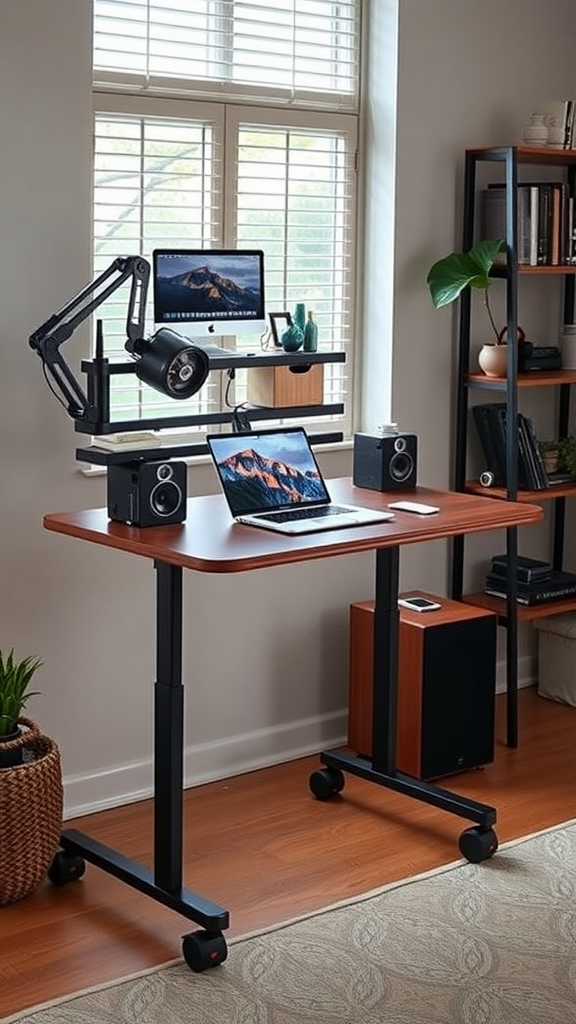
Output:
[{"xmin": 43, "ymin": 481, "xmax": 543, "ymax": 970}]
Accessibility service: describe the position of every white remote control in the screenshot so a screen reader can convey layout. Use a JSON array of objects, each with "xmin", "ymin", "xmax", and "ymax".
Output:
[{"xmin": 387, "ymin": 500, "xmax": 440, "ymax": 515}]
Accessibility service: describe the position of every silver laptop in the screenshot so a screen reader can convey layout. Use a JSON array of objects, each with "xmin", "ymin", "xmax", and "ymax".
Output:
[{"xmin": 207, "ymin": 427, "xmax": 395, "ymax": 535}]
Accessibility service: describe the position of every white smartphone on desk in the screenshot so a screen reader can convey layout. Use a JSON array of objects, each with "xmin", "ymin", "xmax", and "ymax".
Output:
[{"xmin": 398, "ymin": 597, "xmax": 441, "ymax": 613}]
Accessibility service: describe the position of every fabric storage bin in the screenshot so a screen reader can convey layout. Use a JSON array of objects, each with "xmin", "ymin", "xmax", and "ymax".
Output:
[{"xmin": 534, "ymin": 614, "xmax": 576, "ymax": 706}]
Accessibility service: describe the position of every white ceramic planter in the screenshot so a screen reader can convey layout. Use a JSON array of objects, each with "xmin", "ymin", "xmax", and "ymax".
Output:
[{"xmin": 478, "ymin": 343, "xmax": 508, "ymax": 378}]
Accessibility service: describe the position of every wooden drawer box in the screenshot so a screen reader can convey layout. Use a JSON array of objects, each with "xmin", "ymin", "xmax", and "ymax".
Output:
[{"xmin": 247, "ymin": 363, "xmax": 324, "ymax": 407}]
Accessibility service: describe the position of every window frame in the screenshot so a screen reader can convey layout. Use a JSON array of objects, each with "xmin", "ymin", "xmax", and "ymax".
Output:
[{"xmin": 91, "ymin": 0, "xmax": 361, "ymax": 443}]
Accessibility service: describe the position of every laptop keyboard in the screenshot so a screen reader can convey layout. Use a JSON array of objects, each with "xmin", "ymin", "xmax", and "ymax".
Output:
[{"xmin": 261, "ymin": 505, "xmax": 351, "ymax": 523}]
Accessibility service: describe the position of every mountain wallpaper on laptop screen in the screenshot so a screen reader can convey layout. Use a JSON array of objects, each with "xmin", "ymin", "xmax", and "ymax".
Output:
[{"xmin": 217, "ymin": 447, "xmax": 325, "ymax": 512}]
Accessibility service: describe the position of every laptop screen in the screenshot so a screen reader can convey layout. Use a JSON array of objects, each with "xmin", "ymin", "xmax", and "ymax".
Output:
[{"xmin": 207, "ymin": 428, "xmax": 331, "ymax": 516}]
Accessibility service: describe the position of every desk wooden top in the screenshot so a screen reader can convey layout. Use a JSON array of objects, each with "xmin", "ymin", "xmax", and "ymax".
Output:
[{"xmin": 43, "ymin": 480, "xmax": 544, "ymax": 575}]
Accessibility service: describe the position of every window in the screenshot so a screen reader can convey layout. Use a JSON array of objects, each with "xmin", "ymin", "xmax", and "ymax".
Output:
[{"xmin": 93, "ymin": 1, "xmax": 361, "ymax": 438}]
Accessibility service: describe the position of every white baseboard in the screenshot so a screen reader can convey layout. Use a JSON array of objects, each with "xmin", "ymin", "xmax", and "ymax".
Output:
[
  {"xmin": 63, "ymin": 654, "xmax": 537, "ymax": 819},
  {"xmin": 62, "ymin": 710, "xmax": 348, "ymax": 820},
  {"xmin": 495, "ymin": 651, "xmax": 536, "ymax": 694}
]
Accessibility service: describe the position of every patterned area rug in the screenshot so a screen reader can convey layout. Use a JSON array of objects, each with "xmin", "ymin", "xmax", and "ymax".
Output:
[{"xmin": 6, "ymin": 821, "xmax": 576, "ymax": 1024}]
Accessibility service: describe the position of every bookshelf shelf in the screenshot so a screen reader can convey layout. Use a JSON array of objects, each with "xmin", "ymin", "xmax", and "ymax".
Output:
[
  {"xmin": 465, "ymin": 480, "xmax": 576, "ymax": 501},
  {"xmin": 493, "ymin": 265, "xmax": 576, "ymax": 277},
  {"xmin": 467, "ymin": 369, "xmax": 576, "ymax": 388},
  {"xmin": 463, "ymin": 592, "xmax": 576, "ymax": 624},
  {"xmin": 452, "ymin": 145, "xmax": 576, "ymax": 748}
]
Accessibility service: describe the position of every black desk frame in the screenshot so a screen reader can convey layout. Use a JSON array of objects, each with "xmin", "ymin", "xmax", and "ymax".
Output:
[
  {"xmin": 58, "ymin": 561, "xmax": 229, "ymax": 936},
  {"xmin": 45, "ymin": 482, "xmax": 543, "ymax": 967},
  {"xmin": 58, "ymin": 545, "xmax": 495, "ymax": 953}
]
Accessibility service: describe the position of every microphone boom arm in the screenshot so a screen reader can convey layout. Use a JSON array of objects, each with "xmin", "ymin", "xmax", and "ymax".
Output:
[{"xmin": 29, "ymin": 256, "xmax": 150, "ymax": 422}]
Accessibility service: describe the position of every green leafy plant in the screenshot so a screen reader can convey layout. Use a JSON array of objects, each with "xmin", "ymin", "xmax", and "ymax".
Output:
[
  {"xmin": 558, "ymin": 436, "xmax": 576, "ymax": 477},
  {"xmin": 0, "ymin": 650, "xmax": 43, "ymax": 737},
  {"xmin": 427, "ymin": 239, "xmax": 506, "ymax": 342},
  {"xmin": 538, "ymin": 437, "xmax": 576, "ymax": 478}
]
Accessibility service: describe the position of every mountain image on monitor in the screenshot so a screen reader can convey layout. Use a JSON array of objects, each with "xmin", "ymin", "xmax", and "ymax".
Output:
[
  {"xmin": 216, "ymin": 448, "xmax": 325, "ymax": 511},
  {"xmin": 157, "ymin": 265, "xmax": 260, "ymax": 318}
]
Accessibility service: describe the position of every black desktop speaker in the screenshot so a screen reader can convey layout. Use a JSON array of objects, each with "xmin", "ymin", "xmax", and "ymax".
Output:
[
  {"xmin": 353, "ymin": 431, "xmax": 417, "ymax": 491},
  {"xmin": 107, "ymin": 460, "xmax": 187, "ymax": 527}
]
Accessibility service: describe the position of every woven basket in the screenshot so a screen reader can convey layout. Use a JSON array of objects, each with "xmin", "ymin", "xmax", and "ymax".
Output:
[{"xmin": 0, "ymin": 716, "xmax": 63, "ymax": 905}]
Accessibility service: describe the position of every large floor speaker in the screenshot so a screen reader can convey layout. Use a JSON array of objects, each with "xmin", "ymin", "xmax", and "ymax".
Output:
[{"xmin": 348, "ymin": 593, "xmax": 497, "ymax": 780}]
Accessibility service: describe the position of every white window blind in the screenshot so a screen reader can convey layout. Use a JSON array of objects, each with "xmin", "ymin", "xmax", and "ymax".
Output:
[
  {"xmin": 230, "ymin": 108, "xmax": 355, "ymax": 417},
  {"xmin": 93, "ymin": 1, "xmax": 360, "ymax": 438},
  {"xmin": 94, "ymin": 0, "xmax": 359, "ymax": 108},
  {"xmin": 94, "ymin": 108, "xmax": 224, "ymax": 424}
]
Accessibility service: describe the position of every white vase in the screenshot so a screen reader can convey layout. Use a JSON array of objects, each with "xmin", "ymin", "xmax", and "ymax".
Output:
[
  {"xmin": 478, "ymin": 343, "xmax": 508, "ymax": 378},
  {"xmin": 522, "ymin": 114, "xmax": 548, "ymax": 146}
]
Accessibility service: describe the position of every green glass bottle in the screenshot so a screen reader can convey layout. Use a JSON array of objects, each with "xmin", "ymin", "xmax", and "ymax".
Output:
[
  {"xmin": 303, "ymin": 310, "xmax": 318, "ymax": 352},
  {"xmin": 293, "ymin": 303, "xmax": 306, "ymax": 334}
]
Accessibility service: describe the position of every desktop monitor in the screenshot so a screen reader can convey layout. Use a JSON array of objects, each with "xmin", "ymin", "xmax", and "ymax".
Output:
[{"xmin": 152, "ymin": 248, "xmax": 266, "ymax": 340}]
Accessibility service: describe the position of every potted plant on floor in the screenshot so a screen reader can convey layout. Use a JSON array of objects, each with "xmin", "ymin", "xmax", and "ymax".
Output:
[
  {"xmin": 427, "ymin": 238, "xmax": 514, "ymax": 377},
  {"xmin": 0, "ymin": 649, "xmax": 43, "ymax": 767},
  {"xmin": 0, "ymin": 649, "xmax": 63, "ymax": 904}
]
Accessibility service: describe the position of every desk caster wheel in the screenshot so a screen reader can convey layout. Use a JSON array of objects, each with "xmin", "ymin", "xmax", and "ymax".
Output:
[
  {"xmin": 459, "ymin": 826, "xmax": 498, "ymax": 863},
  {"xmin": 182, "ymin": 929, "xmax": 227, "ymax": 972},
  {"xmin": 309, "ymin": 767, "xmax": 345, "ymax": 801},
  {"xmin": 48, "ymin": 850, "xmax": 86, "ymax": 886}
]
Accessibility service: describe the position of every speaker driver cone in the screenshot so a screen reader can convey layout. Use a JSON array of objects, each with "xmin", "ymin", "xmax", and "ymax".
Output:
[
  {"xmin": 150, "ymin": 480, "xmax": 182, "ymax": 517},
  {"xmin": 389, "ymin": 451, "xmax": 414, "ymax": 482}
]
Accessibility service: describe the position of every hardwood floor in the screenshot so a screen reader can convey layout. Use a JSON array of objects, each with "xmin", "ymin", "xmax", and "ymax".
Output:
[{"xmin": 2, "ymin": 686, "xmax": 576, "ymax": 1018}]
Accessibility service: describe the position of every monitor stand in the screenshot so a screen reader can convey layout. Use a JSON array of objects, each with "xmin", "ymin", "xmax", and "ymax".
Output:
[{"xmin": 193, "ymin": 340, "xmax": 236, "ymax": 358}]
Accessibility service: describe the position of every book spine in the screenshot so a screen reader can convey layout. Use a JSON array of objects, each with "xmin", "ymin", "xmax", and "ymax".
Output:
[
  {"xmin": 529, "ymin": 185, "xmax": 539, "ymax": 265},
  {"xmin": 568, "ymin": 99, "xmax": 576, "ymax": 149},
  {"xmin": 516, "ymin": 415, "xmax": 536, "ymax": 489},
  {"xmin": 472, "ymin": 405, "xmax": 505, "ymax": 484},
  {"xmin": 517, "ymin": 185, "xmax": 532, "ymax": 265},
  {"xmin": 565, "ymin": 100, "xmax": 574, "ymax": 148},
  {"xmin": 484, "ymin": 582, "xmax": 576, "ymax": 605},
  {"xmin": 490, "ymin": 567, "xmax": 553, "ymax": 585},
  {"xmin": 537, "ymin": 184, "xmax": 551, "ymax": 264},
  {"xmin": 560, "ymin": 182, "xmax": 569, "ymax": 264},
  {"xmin": 492, "ymin": 404, "xmax": 524, "ymax": 488},
  {"xmin": 549, "ymin": 183, "xmax": 562, "ymax": 265},
  {"xmin": 486, "ymin": 403, "xmax": 508, "ymax": 485},
  {"xmin": 523, "ymin": 415, "xmax": 550, "ymax": 489}
]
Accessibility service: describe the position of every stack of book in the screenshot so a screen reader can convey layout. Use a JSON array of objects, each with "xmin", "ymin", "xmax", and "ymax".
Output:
[
  {"xmin": 482, "ymin": 180, "xmax": 575, "ymax": 267},
  {"xmin": 484, "ymin": 554, "xmax": 576, "ymax": 606},
  {"xmin": 472, "ymin": 403, "xmax": 549, "ymax": 490}
]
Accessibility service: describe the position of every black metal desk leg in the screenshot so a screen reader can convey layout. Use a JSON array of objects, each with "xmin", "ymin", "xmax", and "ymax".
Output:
[
  {"xmin": 154, "ymin": 559, "xmax": 185, "ymax": 891},
  {"xmin": 51, "ymin": 559, "xmax": 230, "ymax": 972},
  {"xmin": 371, "ymin": 546, "xmax": 400, "ymax": 775}
]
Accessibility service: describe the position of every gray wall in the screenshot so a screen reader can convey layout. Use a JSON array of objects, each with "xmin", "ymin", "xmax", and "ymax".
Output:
[{"xmin": 1, "ymin": 0, "xmax": 574, "ymax": 816}]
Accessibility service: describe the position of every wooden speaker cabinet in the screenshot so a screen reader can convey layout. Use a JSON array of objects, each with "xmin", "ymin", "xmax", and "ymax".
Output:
[{"xmin": 348, "ymin": 592, "xmax": 497, "ymax": 780}]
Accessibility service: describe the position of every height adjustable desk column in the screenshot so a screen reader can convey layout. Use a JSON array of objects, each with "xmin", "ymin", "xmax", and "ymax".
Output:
[{"xmin": 43, "ymin": 481, "xmax": 542, "ymax": 966}]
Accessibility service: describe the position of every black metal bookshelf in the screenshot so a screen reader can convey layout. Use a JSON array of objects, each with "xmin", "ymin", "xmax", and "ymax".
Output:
[{"xmin": 451, "ymin": 146, "xmax": 576, "ymax": 747}]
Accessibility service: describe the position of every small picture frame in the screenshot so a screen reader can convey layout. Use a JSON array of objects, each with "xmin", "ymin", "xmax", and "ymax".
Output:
[{"xmin": 268, "ymin": 311, "xmax": 291, "ymax": 348}]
